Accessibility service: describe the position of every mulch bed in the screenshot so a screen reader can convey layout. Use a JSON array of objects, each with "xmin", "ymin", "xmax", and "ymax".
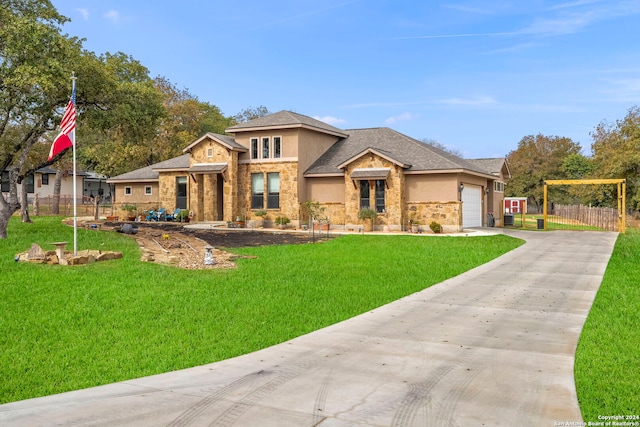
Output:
[{"xmin": 111, "ymin": 222, "xmax": 335, "ymax": 248}]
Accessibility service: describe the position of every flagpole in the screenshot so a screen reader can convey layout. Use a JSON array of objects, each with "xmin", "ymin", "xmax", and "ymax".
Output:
[{"xmin": 71, "ymin": 73, "xmax": 78, "ymax": 256}]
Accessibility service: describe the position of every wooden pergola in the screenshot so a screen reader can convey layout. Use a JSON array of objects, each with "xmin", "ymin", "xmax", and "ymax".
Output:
[{"xmin": 543, "ymin": 179, "xmax": 626, "ymax": 233}]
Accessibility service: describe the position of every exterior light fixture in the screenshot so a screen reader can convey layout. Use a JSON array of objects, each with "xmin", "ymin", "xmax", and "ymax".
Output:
[
  {"xmin": 459, "ymin": 183, "xmax": 465, "ymax": 192},
  {"xmin": 204, "ymin": 245, "xmax": 215, "ymax": 265}
]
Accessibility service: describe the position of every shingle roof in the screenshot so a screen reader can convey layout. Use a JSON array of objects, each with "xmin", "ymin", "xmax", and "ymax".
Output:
[
  {"xmin": 467, "ymin": 158, "xmax": 510, "ymax": 178},
  {"xmin": 226, "ymin": 110, "xmax": 347, "ymax": 137},
  {"xmin": 107, "ymin": 154, "xmax": 190, "ymax": 182},
  {"xmin": 183, "ymin": 133, "xmax": 247, "ymax": 153},
  {"xmin": 304, "ymin": 127, "xmax": 495, "ymax": 177}
]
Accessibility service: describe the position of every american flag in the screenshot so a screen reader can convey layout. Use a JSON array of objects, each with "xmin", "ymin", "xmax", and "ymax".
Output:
[
  {"xmin": 48, "ymin": 86, "xmax": 76, "ymax": 161},
  {"xmin": 58, "ymin": 86, "xmax": 76, "ymax": 135}
]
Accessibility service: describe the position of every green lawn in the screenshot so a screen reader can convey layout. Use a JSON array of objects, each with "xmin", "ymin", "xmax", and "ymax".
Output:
[
  {"xmin": 575, "ymin": 228, "xmax": 640, "ymax": 420},
  {"xmin": 0, "ymin": 216, "xmax": 522, "ymax": 404},
  {"xmin": 3, "ymin": 217, "xmax": 635, "ymax": 415}
]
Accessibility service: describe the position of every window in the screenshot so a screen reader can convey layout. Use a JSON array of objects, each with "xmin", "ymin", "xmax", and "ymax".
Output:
[
  {"xmin": 145, "ymin": 186, "xmax": 152, "ymax": 195},
  {"xmin": 176, "ymin": 176, "xmax": 187, "ymax": 209},
  {"xmin": 267, "ymin": 172, "xmax": 280, "ymax": 209},
  {"xmin": 251, "ymin": 138, "xmax": 259, "ymax": 159},
  {"xmin": 375, "ymin": 180, "xmax": 385, "ymax": 213},
  {"xmin": 494, "ymin": 181, "xmax": 504, "ymax": 193},
  {"xmin": 262, "ymin": 137, "xmax": 270, "ymax": 159},
  {"xmin": 359, "ymin": 180, "xmax": 370, "ymax": 210},
  {"xmin": 1, "ymin": 171, "xmax": 9, "ymax": 192},
  {"xmin": 273, "ymin": 136, "xmax": 281, "ymax": 158},
  {"xmin": 125, "ymin": 186, "xmax": 132, "ymax": 196},
  {"xmin": 251, "ymin": 173, "xmax": 264, "ymax": 209},
  {"xmin": 207, "ymin": 148, "xmax": 213, "ymax": 158},
  {"xmin": 42, "ymin": 174, "xmax": 49, "ymax": 185}
]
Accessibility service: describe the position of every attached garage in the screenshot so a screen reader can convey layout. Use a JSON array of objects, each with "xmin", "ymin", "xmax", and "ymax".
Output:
[{"xmin": 462, "ymin": 185, "xmax": 483, "ymax": 228}]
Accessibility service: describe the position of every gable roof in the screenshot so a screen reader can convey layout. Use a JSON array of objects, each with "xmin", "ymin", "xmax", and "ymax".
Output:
[
  {"xmin": 183, "ymin": 132, "xmax": 248, "ymax": 153},
  {"xmin": 467, "ymin": 158, "xmax": 511, "ymax": 179},
  {"xmin": 304, "ymin": 127, "xmax": 495, "ymax": 177},
  {"xmin": 226, "ymin": 110, "xmax": 348, "ymax": 138},
  {"xmin": 107, "ymin": 154, "xmax": 190, "ymax": 182}
]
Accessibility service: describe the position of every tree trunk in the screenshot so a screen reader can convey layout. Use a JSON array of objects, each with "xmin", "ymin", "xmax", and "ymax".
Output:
[
  {"xmin": 52, "ymin": 170, "xmax": 63, "ymax": 214},
  {"xmin": 20, "ymin": 181, "xmax": 32, "ymax": 223},
  {"xmin": 94, "ymin": 196, "xmax": 100, "ymax": 220},
  {"xmin": 0, "ymin": 169, "xmax": 22, "ymax": 238}
]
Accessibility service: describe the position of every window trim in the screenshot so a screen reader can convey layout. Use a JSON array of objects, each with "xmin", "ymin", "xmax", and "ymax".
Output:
[
  {"xmin": 124, "ymin": 186, "xmax": 132, "ymax": 196},
  {"xmin": 250, "ymin": 138, "xmax": 259, "ymax": 160},
  {"xmin": 144, "ymin": 186, "xmax": 152, "ymax": 195},
  {"xmin": 251, "ymin": 173, "xmax": 265, "ymax": 209},
  {"xmin": 273, "ymin": 136, "xmax": 282, "ymax": 159},
  {"xmin": 267, "ymin": 172, "xmax": 280, "ymax": 209},
  {"xmin": 374, "ymin": 179, "xmax": 385, "ymax": 213},
  {"xmin": 41, "ymin": 174, "xmax": 49, "ymax": 185},
  {"xmin": 494, "ymin": 181, "xmax": 504, "ymax": 193}
]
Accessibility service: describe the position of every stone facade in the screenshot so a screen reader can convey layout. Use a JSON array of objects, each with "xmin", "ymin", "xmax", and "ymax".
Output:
[
  {"xmin": 406, "ymin": 201, "xmax": 462, "ymax": 233},
  {"xmin": 342, "ymin": 154, "xmax": 405, "ymax": 230},
  {"xmin": 238, "ymin": 161, "xmax": 299, "ymax": 222}
]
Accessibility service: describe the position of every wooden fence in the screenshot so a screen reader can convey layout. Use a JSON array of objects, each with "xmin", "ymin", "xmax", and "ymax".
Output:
[
  {"xmin": 552, "ymin": 204, "xmax": 619, "ymax": 231},
  {"xmin": 30, "ymin": 195, "xmax": 115, "ymax": 217}
]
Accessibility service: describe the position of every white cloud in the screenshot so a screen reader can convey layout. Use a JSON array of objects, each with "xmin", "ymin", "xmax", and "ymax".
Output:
[
  {"xmin": 77, "ymin": 8, "xmax": 90, "ymax": 21},
  {"xmin": 384, "ymin": 112, "xmax": 418, "ymax": 125},
  {"xmin": 520, "ymin": 11, "xmax": 600, "ymax": 36},
  {"xmin": 440, "ymin": 96, "xmax": 497, "ymax": 106},
  {"xmin": 547, "ymin": 0, "xmax": 603, "ymax": 11},
  {"xmin": 313, "ymin": 115, "xmax": 347, "ymax": 126},
  {"xmin": 104, "ymin": 10, "xmax": 122, "ymax": 24}
]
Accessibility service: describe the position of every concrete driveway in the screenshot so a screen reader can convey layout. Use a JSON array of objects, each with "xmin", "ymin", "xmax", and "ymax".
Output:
[{"xmin": 0, "ymin": 230, "xmax": 618, "ymax": 426}]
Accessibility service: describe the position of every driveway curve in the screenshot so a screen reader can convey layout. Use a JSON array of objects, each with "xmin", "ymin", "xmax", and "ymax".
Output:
[{"xmin": 0, "ymin": 230, "xmax": 618, "ymax": 426}]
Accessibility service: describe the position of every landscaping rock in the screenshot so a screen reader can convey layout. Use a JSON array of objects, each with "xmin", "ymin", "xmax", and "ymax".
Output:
[{"xmin": 27, "ymin": 244, "xmax": 46, "ymax": 261}]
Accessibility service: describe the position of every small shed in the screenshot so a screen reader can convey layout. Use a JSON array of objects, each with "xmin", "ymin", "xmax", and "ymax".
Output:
[{"xmin": 504, "ymin": 197, "xmax": 527, "ymax": 214}]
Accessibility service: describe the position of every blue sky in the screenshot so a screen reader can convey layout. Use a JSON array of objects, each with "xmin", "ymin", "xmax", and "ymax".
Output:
[{"xmin": 51, "ymin": 0, "xmax": 640, "ymax": 159}]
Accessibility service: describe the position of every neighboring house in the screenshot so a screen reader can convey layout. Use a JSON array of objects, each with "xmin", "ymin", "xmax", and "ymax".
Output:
[
  {"xmin": 83, "ymin": 171, "xmax": 112, "ymax": 202},
  {"xmin": 1, "ymin": 167, "xmax": 86, "ymax": 201},
  {"xmin": 107, "ymin": 111, "xmax": 510, "ymax": 231}
]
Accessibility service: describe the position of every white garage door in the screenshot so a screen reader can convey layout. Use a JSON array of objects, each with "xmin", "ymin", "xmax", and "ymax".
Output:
[{"xmin": 462, "ymin": 185, "xmax": 483, "ymax": 228}]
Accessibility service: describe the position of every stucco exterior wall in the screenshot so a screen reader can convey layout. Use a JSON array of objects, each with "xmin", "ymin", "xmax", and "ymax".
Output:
[
  {"xmin": 405, "ymin": 173, "xmax": 459, "ymax": 202},
  {"xmin": 113, "ymin": 182, "xmax": 159, "ymax": 214}
]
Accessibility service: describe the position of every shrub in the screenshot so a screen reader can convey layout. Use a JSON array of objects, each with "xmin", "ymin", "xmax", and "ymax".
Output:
[
  {"xmin": 429, "ymin": 221, "xmax": 442, "ymax": 233},
  {"xmin": 275, "ymin": 215, "xmax": 290, "ymax": 225},
  {"xmin": 358, "ymin": 208, "xmax": 378, "ymax": 221}
]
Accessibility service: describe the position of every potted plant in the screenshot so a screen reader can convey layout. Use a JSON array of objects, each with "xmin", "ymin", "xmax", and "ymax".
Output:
[
  {"xmin": 275, "ymin": 215, "xmax": 290, "ymax": 229},
  {"xmin": 429, "ymin": 221, "xmax": 442, "ymax": 234},
  {"xmin": 302, "ymin": 200, "xmax": 330, "ymax": 231},
  {"xmin": 411, "ymin": 220, "xmax": 421, "ymax": 233},
  {"xmin": 176, "ymin": 209, "xmax": 190, "ymax": 223},
  {"xmin": 121, "ymin": 204, "xmax": 137, "ymax": 221},
  {"xmin": 235, "ymin": 214, "xmax": 245, "ymax": 228},
  {"xmin": 358, "ymin": 208, "xmax": 378, "ymax": 232},
  {"xmin": 253, "ymin": 209, "xmax": 267, "ymax": 228}
]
